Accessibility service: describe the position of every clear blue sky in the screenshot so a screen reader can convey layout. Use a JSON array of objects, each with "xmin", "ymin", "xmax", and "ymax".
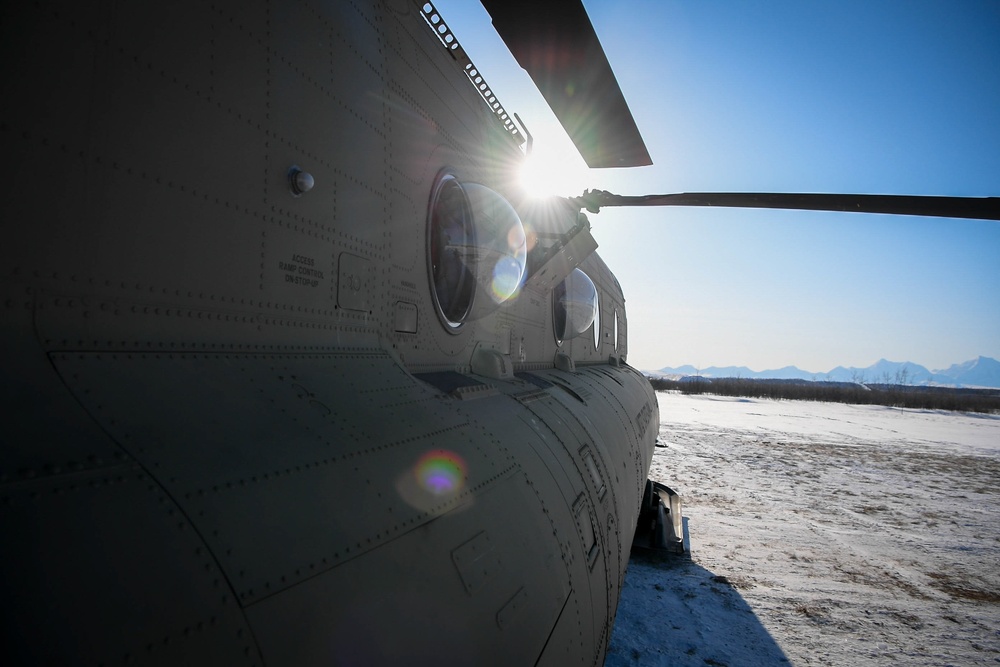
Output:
[{"xmin": 433, "ymin": 0, "xmax": 1000, "ymax": 372}]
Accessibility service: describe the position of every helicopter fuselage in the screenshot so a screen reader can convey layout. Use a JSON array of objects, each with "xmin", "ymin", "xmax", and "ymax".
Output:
[{"xmin": 1, "ymin": 1, "xmax": 659, "ymax": 664}]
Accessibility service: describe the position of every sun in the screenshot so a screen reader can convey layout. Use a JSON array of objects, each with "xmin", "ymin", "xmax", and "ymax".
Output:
[{"xmin": 518, "ymin": 151, "xmax": 589, "ymax": 199}]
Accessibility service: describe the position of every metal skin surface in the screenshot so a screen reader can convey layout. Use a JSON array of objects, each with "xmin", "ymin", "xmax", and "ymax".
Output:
[{"xmin": 0, "ymin": 1, "xmax": 658, "ymax": 665}]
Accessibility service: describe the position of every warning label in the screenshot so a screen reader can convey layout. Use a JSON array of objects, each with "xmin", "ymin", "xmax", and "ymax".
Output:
[{"xmin": 279, "ymin": 253, "xmax": 324, "ymax": 288}]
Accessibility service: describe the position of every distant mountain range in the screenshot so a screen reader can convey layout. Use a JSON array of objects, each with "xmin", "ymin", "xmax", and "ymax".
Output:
[{"xmin": 648, "ymin": 356, "xmax": 1000, "ymax": 389}]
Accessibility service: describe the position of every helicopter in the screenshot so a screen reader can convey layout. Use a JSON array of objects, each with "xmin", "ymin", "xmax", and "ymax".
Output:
[{"xmin": 2, "ymin": 0, "xmax": 997, "ymax": 665}]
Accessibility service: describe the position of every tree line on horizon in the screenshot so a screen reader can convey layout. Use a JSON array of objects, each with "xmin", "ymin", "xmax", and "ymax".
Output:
[{"xmin": 647, "ymin": 376, "xmax": 1000, "ymax": 414}]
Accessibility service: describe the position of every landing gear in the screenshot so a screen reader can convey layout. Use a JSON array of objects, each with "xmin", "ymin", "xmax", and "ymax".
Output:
[{"xmin": 633, "ymin": 480, "xmax": 685, "ymax": 554}]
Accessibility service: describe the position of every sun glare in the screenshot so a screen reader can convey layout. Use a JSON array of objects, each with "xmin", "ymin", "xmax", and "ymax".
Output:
[{"xmin": 518, "ymin": 153, "xmax": 588, "ymax": 199}]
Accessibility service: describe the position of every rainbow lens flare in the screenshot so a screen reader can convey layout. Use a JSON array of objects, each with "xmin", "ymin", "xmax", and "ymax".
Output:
[
  {"xmin": 414, "ymin": 450, "xmax": 467, "ymax": 496},
  {"xmin": 491, "ymin": 256, "xmax": 523, "ymax": 302}
]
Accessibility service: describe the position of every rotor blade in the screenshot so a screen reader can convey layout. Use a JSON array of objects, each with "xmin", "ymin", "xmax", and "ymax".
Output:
[
  {"xmin": 572, "ymin": 191, "xmax": 1000, "ymax": 221},
  {"xmin": 480, "ymin": 0, "xmax": 652, "ymax": 169}
]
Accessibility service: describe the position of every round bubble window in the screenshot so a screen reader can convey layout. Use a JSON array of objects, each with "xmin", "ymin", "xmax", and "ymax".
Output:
[
  {"xmin": 427, "ymin": 172, "xmax": 527, "ymax": 331},
  {"xmin": 553, "ymin": 268, "xmax": 598, "ymax": 344},
  {"xmin": 592, "ymin": 288, "xmax": 601, "ymax": 349}
]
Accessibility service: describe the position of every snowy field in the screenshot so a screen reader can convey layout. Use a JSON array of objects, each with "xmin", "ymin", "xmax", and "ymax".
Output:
[{"xmin": 606, "ymin": 392, "xmax": 1000, "ymax": 666}]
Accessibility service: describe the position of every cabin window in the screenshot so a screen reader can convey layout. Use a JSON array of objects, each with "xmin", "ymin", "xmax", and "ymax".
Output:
[
  {"xmin": 553, "ymin": 268, "xmax": 598, "ymax": 344},
  {"xmin": 428, "ymin": 173, "xmax": 473, "ymax": 328},
  {"xmin": 592, "ymin": 289, "xmax": 601, "ymax": 349},
  {"xmin": 427, "ymin": 172, "xmax": 527, "ymax": 331}
]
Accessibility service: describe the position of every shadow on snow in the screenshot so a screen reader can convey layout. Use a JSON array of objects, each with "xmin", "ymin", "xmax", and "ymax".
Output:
[{"xmin": 606, "ymin": 520, "xmax": 789, "ymax": 667}]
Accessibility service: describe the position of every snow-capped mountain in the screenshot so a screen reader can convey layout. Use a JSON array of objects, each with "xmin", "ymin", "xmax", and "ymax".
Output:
[
  {"xmin": 650, "ymin": 357, "xmax": 1000, "ymax": 388},
  {"xmin": 932, "ymin": 356, "xmax": 1000, "ymax": 388},
  {"xmin": 824, "ymin": 359, "xmax": 935, "ymax": 384}
]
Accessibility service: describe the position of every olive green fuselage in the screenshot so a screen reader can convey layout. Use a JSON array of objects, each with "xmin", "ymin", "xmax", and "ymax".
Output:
[{"xmin": 0, "ymin": 1, "xmax": 658, "ymax": 664}]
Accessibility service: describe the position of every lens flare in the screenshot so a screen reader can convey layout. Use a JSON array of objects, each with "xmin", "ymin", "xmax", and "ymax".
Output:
[
  {"xmin": 507, "ymin": 225, "xmax": 526, "ymax": 250},
  {"xmin": 491, "ymin": 256, "xmax": 523, "ymax": 302},
  {"xmin": 414, "ymin": 450, "xmax": 467, "ymax": 496}
]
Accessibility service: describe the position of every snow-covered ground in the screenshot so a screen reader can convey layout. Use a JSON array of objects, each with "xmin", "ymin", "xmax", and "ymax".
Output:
[{"xmin": 606, "ymin": 392, "xmax": 1000, "ymax": 666}]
